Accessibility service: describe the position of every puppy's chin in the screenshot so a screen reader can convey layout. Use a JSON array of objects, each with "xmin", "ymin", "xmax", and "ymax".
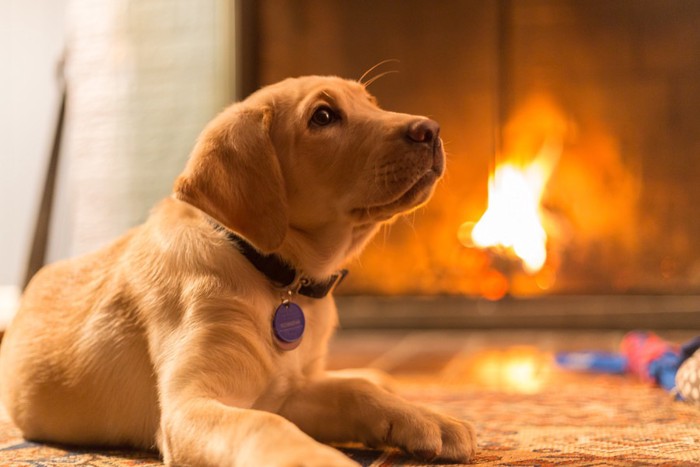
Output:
[{"xmin": 350, "ymin": 169, "xmax": 441, "ymax": 224}]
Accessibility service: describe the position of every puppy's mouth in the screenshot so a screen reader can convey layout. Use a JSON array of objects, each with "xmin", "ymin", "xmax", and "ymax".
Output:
[{"xmin": 352, "ymin": 143, "xmax": 445, "ymax": 222}]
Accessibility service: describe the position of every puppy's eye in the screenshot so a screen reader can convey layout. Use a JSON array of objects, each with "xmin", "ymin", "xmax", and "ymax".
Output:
[{"xmin": 310, "ymin": 106, "xmax": 339, "ymax": 127}]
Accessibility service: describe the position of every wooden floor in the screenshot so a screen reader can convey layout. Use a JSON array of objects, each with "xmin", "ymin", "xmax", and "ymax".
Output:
[{"xmin": 327, "ymin": 329, "xmax": 697, "ymax": 389}]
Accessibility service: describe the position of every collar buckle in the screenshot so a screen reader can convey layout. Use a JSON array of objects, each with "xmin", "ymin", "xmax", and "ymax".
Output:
[{"xmin": 297, "ymin": 269, "xmax": 349, "ymax": 299}]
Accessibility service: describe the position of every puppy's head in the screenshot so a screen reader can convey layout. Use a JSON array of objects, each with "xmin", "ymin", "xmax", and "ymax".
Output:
[{"xmin": 174, "ymin": 76, "xmax": 444, "ymax": 255}]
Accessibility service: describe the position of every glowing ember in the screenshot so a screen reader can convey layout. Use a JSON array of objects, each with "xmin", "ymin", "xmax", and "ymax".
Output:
[{"xmin": 460, "ymin": 138, "xmax": 561, "ymax": 274}]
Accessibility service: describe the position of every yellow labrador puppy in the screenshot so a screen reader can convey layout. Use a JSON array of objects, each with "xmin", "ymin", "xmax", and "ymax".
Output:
[{"xmin": 0, "ymin": 76, "xmax": 476, "ymax": 466}]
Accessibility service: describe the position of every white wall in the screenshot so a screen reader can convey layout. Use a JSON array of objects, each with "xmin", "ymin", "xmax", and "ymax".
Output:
[
  {"xmin": 0, "ymin": 0, "xmax": 69, "ymax": 327},
  {"xmin": 49, "ymin": 0, "xmax": 234, "ymax": 262},
  {"xmin": 0, "ymin": 0, "xmax": 235, "ymax": 329}
]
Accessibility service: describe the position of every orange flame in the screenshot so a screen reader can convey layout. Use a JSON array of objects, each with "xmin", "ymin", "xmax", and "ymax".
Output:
[
  {"xmin": 466, "ymin": 138, "xmax": 561, "ymax": 273},
  {"xmin": 459, "ymin": 95, "xmax": 568, "ymax": 282}
]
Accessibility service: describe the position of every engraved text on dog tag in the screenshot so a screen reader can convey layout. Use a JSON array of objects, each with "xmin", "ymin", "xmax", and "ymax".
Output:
[{"xmin": 272, "ymin": 302, "xmax": 305, "ymax": 350}]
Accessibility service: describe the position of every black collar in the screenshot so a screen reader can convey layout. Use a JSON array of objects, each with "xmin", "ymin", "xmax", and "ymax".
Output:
[{"xmin": 214, "ymin": 224, "xmax": 348, "ymax": 299}]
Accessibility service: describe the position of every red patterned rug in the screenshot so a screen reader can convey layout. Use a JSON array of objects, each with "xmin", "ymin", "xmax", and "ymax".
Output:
[
  {"xmin": 2, "ymin": 330, "xmax": 700, "ymax": 466},
  {"xmin": 2, "ymin": 373, "xmax": 699, "ymax": 466}
]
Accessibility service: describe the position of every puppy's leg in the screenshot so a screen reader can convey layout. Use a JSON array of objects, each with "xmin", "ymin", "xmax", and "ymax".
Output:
[
  {"xmin": 155, "ymin": 311, "xmax": 358, "ymax": 467},
  {"xmin": 278, "ymin": 377, "xmax": 477, "ymax": 463},
  {"xmin": 159, "ymin": 398, "xmax": 358, "ymax": 467},
  {"xmin": 326, "ymin": 368, "xmax": 397, "ymax": 393}
]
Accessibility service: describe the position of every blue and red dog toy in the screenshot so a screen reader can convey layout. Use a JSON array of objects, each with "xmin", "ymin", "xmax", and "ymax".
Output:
[{"xmin": 556, "ymin": 331, "xmax": 700, "ymax": 403}]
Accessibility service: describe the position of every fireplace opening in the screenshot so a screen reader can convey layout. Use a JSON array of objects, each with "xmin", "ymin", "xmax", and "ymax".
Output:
[{"xmin": 240, "ymin": 0, "xmax": 700, "ymax": 328}]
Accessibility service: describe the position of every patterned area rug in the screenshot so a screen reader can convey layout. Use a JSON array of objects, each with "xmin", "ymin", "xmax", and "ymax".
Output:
[
  {"xmin": 2, "ymin": 331, "xmax": 700, "ymax": 466},
  {"xmin": 2, "ymin": 375, "xmax": 699, "ymax": 466}
]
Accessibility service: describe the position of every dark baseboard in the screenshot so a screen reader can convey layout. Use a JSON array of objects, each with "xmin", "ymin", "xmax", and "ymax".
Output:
[{"xmin": 336, "ymin": 294, "xmax": 700, "ymax": 330}]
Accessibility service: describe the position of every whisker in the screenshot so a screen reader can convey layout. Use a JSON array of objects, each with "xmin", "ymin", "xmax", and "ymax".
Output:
[
  {"xmin": 401, "ymin": 211, "xmax": 418, "ymax": 233},
  {"xmin": 358, "ymin": 59, "xmax": 401, "ymax": 85},
  {"xmin": 382, "ymin": 222, "xmax": 393, "ymax": 247},
  {"xmin": 363, "ymin": 70, "xmax": 400, "ymax": 88}
]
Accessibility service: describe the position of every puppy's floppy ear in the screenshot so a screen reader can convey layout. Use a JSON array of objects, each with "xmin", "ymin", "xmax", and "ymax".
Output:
[{"xmin": 174, "ymin": 105, "xmax": 288, "ymax": 253}]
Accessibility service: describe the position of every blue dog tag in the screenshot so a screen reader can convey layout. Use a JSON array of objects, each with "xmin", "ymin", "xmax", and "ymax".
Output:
[{"xmin": 273, "ymin": 302, "xmax": 305, "ymax": 350}]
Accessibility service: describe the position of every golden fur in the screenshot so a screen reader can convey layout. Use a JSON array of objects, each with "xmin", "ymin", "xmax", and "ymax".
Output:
[{"xmin": 0, "ymin": 76, "xmax": 475, "ymax": 466}]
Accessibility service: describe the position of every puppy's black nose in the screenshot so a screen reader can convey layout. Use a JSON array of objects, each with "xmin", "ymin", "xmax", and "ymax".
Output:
[{"xmin": 406, "ymin": 118, "xmax": 440, "ymax": 144}]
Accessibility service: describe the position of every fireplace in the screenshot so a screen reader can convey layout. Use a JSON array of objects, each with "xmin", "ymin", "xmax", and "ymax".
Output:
[{"xmin": 238, "ymin": 0, "xmax": 700, "ymax": 328}]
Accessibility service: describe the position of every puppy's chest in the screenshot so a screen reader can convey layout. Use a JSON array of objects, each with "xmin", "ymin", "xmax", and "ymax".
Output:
[{"xmin": 251, "ymin": 298, "xmax": 334, "ymax": 411}]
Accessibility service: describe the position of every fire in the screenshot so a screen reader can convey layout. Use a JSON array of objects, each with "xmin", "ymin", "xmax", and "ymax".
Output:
[
  {"xmin": 458, "ymin": 94, "xmax": 568, "ymax": 290},
  {"xmin": 464, "ymin": 138, "xmax": 562, "ymax": 274},
  {"xmin": 340, "ymin": 91, "xmax": 640, "ymax": 298}
]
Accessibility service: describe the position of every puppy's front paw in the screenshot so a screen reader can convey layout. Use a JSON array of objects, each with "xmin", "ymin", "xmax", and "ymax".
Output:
[
  {"xmin": 370, "ymin": 404, "xmax": 476, "ymax": 463},
  {"xmin": 434, "ymin": 414, "xmax": 477, "ymax": 463}
]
